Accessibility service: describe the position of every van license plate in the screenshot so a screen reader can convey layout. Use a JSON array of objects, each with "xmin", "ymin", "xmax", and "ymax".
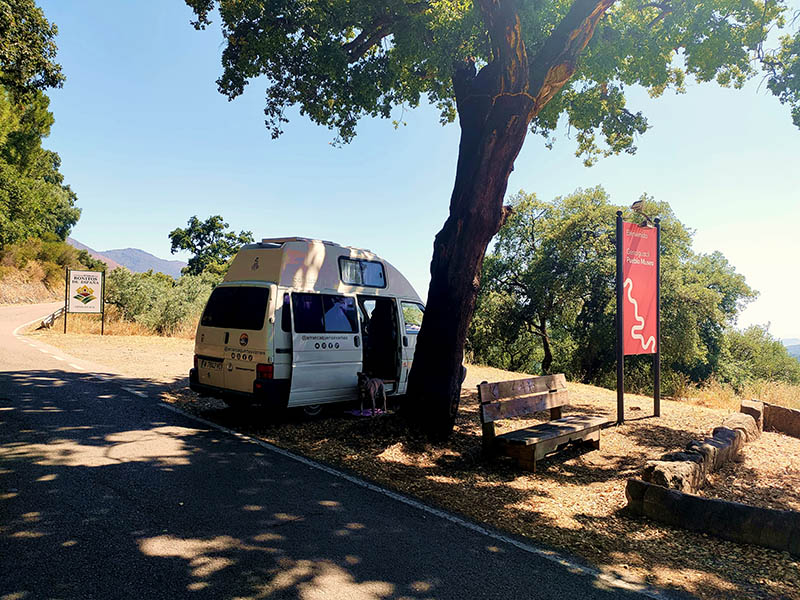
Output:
[{"xmin": 200, "ymin": 358, "xmax": 223, "ymax": 370}]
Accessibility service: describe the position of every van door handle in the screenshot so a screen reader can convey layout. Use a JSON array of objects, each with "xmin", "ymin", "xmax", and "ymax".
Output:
[
  {"xmin": 354, "ymin": 335, "xmax": 360, "ymax": 347},
  {"xmin": 224, "ymin": 332, "xmax": 229, "ymax": 344},
  {"xmin": 403, "ymin": 336, "xmax": 408, "ymax": 347}
]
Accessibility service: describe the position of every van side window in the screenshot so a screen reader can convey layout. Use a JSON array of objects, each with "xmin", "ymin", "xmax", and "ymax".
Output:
[
  {"xmin": 401, "ymin": 302, "xmax": 424, "ymax": 334},
  {"xmin": 323, "ymin": 296, "xmax": 358, "ymax": 332},
  {"xmin": 281, "ymin": 293, "xmax": 291, "ymax": 332},
  {"xmin": 292, "ymin": 293, "xmax": 358, "ymax": 334},
  {"xmin": 339, "ymin": 258, "xmax": 387, "ymax": 288}
]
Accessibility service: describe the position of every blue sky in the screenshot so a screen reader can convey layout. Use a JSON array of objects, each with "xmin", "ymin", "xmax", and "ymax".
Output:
[{"xmin": 39, "ymin": 0, "xmax": 800, "ymax": 339}]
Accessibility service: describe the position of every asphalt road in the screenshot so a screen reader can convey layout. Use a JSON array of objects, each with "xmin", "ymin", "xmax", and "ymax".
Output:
[{"xmin": 0, "ymin": 303, "xmax": 682, "ymax": 600}]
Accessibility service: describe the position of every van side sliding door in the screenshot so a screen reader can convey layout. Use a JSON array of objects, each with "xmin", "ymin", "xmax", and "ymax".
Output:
[{"xmin": 289, "ymin": 293, "xmax": 362, "ymax": 405}]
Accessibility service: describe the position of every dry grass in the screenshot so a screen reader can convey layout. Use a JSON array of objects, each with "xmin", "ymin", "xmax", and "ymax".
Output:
[
  {"xmin": 49, "ymin": 308, "xmax": 198, "ymax": 339},
  {"xmin": 685, "ymin": 378, "xmax": 800, "ymax": 411}
]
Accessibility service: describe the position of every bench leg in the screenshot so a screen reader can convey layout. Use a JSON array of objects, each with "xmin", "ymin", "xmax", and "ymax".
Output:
[
  {"xmin": 581, "ymin": 430, "xmax": 600, "ymax": 451},
  {"xmin": 515, "ymin": 456, "xmax": 536, "ymax": 472}
]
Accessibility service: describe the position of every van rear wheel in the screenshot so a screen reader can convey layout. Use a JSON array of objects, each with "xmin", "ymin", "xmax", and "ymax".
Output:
[
  {"xmin": 302, "ymin": 404, "xmax": 323, "ymax": 418},
  {"xmin": 223, "ymin": 396, "xmax": 249, "ymax": 409}
]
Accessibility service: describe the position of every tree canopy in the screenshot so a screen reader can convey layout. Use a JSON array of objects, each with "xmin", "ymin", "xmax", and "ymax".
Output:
[
  {"xmin": 186, "ymin": 0, "xmax": 800, "ymax": 160},
  {"xmin": 169, "ymin": 215, "xmax": 254, "ymax": 275},
  {"xmin": 0, "ymin": 0, "xmax": 64, "ymax": 102}
]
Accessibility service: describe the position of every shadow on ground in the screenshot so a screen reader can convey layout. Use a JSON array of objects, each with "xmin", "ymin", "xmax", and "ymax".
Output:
[{"xmin": 0, "ymin": 369, "xmax": 668, "ymax": 600}]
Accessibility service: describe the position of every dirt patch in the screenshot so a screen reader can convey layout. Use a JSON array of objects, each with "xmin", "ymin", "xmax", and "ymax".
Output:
[
  {"xmin": 0, "ymin": 267, "xmax": 59, "ymax": 304},
  {"xmin": 28, "ymin": 331, "xmax": 800, "ymax": 599},
  {"xmin": 28, "ymin": 329, "xmax": 193, "ymax": 384}
]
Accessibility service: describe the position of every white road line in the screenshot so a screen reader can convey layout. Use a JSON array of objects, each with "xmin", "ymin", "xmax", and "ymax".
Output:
[
  {"xmin": 51, "ymin": 355, "xmax": 65, "ymax": 361},
  {"xmin": 122, "ymin": 387, "xmax": 148, "ymax": 398},
  {"xmin": 69, "ymin": 364, "xmax": 84, "ymax": 371},
  {"xmin": 158, "ymin": 401, "xmax": 674, "ymax": 600}
]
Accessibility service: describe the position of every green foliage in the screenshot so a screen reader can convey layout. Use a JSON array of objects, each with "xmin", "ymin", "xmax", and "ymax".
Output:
[
  {"xmin": 0, "ymin": 3, "xmax": 79, "ymax": 250},
  {"xmin": 468, "ymin": 187, "xmax": 763, "ymax": 393},
  {"xmin": 169, "ymin": 215, "xmax": 253, "ymax": 276},
  {"xmin": 186, "ymin": 0, "xmax": 800, "ymax": 159},
  {"xmin": 722, "ymin": 326, "xmax": 800, "ymax": 388},
  {"xmin": 105, "ymin": 268, "xmax": 220, "ymax": 335},
  {"xmin": 0, "ymin": 87, "xmax": 80, "ymax": 248},
  {"xmin": 0, "ymin": 0, "xmax": 64, "ymax": 102},
  {"xmin": 75, "ymin": 249, "xmax": 107, "ymax": 271}
]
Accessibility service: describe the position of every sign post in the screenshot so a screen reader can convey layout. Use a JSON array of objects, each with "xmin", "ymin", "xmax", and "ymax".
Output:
[
  {"xmin": 64, "ymin": 269, "xmax": 105, "ymax": 335},
  {"xmin": 616, "ymin": 212, "xmax": 660, "ymax": 423}
]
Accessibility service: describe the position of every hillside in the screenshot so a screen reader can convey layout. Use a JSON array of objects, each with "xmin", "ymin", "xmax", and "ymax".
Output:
[
  {"xmin": 66, "ymin": 238, "xmax": 123, "ymax": 270},
  {"xmin": 101, "ymin": 248, "xmax": 186, "ymax": 278},
  {"xmin": 788, "ymin": 344, "xmax": 800, "ymax": 360},
  {"xmin": 67, "ymin": 238, "xmax": 186, "ymax": 278}
]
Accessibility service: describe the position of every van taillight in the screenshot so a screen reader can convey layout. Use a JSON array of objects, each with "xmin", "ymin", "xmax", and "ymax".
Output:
[
  {"xmin": 256, "ymin": 363, "xmax": 274, "ymax": 379},
  {"xmin": 193, "ymin": 355, "xmax": 198, "ymax": 370}
]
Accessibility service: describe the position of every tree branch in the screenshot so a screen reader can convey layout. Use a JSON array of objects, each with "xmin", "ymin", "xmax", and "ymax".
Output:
[
  {"xmin": 342, "ymin": 2, "xmax": 430, "ymax": 63},
  {"xmin": 529, "ymin": 0, "xmax": 617, "ymax": 114}
]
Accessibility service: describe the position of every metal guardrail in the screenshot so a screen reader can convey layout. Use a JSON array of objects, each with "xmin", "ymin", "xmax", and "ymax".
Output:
[{"xmin": 39, "ymin": 306, "xmax": 65, "ymax": 329}]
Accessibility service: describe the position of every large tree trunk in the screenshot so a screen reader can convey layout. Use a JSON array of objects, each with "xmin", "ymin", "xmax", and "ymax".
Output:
[{"xmin": 406, "ymin": 0, "xmax": 615, "ymax": 440}]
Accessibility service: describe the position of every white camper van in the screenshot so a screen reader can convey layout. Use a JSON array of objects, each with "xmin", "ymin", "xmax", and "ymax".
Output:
[{"xmin": 189, "ymin": 237, "xmax": 426, "ymax": 412}]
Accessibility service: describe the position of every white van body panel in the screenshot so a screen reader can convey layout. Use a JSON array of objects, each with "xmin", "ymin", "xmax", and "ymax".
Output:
[{"xmin": 192, "ymin": 238, "xmax": 423, "ymax": 410}]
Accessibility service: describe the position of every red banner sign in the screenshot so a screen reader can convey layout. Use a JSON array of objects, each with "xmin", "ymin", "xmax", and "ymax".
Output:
[{"xmin": 621, "ymin": 222, "xmax": 658, "ymax": 355}]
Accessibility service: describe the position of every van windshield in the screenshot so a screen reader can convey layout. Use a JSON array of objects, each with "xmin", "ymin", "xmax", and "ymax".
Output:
[{"xmin": 201, "ymin": 286, "xmax": 269, "ymax": 330}]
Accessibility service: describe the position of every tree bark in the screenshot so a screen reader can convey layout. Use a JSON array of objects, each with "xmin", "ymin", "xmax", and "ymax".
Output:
[{"xmin": 406, "ymin": 0, "xmax": 616, "ymax": 440}]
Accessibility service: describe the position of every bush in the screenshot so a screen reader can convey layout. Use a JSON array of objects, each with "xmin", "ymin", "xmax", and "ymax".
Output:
[{"xmin": 105, "ymin": 268, "xmax": 218, "ymax": 335}]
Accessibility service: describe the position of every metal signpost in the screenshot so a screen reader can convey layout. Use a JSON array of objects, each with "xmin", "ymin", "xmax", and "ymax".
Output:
[
  {"xmin": 616, "ymin": 211, "xmax": 661, "ymax": 424},
  {"xmin": 64, "ymin": 269, "xmax": 105, "ymax": 335}
]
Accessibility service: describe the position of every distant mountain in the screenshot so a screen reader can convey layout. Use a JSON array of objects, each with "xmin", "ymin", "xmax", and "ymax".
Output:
[
  {"xmin": 66, "ymin": 237, "xmax": 123, "ymax": 271},
  {"xmin": 782, "ymin": 338, "xmax": 800, "ymax": 347},
  {"xmin": 787, "ymin": 345, "xmax": 800, "ymax": 360},
  {"xmin": 102, "ymin": 248, "xmax": 186, "ymax": 279},
  {"xmin": 67, "ymin": 238, "xmax": 186, "ymax": 278}
]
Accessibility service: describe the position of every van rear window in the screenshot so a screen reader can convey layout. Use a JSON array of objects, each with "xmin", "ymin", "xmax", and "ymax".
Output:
[{"xmin": 201, "ymin": 286, "xmax": 269, "ymax": 330}]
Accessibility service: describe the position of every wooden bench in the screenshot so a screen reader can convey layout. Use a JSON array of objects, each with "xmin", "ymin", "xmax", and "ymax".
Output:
[{"xmin": 478, "ymin": 374, "xmax": 610, "ymax": 472}]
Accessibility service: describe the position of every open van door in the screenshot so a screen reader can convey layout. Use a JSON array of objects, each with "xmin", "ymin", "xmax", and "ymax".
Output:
[
  {"xmin": 289, "ymin": 292, "xmax": 362, "ymax": 405},
  {"xmin": 399, "ymin": 300, "xmax": 424, "ymax": 393}
]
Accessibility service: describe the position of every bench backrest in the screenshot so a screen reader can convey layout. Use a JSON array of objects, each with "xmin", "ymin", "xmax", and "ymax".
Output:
[{"xmin": 478, "ymin": 374, "xmax": 568, "ymax": 425}]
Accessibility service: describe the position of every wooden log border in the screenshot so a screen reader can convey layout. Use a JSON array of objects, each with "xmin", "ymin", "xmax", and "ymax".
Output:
[{"xmin": 625, "ymin": 479, "xmax": 800, "ymax": 557}]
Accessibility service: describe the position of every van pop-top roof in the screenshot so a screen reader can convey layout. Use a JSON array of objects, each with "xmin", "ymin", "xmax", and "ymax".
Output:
[{"xmin": 223, "ymin": 237, "xmax": 423, "ymax": 301}]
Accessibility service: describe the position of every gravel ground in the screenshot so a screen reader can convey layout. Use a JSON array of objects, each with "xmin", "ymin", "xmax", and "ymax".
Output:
[{"xmin": 27, "ymin": 330, "xmax": 800, "ymax": 599}]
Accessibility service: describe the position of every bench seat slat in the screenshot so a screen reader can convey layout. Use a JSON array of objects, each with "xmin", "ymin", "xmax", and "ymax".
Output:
[
  {"xmin": 480, "ymin": 389, "xmax": 569, "ymax": 423},
  {"xmin": 496, "ymin": 415, "xmax": 610, "ymax": 446}
]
